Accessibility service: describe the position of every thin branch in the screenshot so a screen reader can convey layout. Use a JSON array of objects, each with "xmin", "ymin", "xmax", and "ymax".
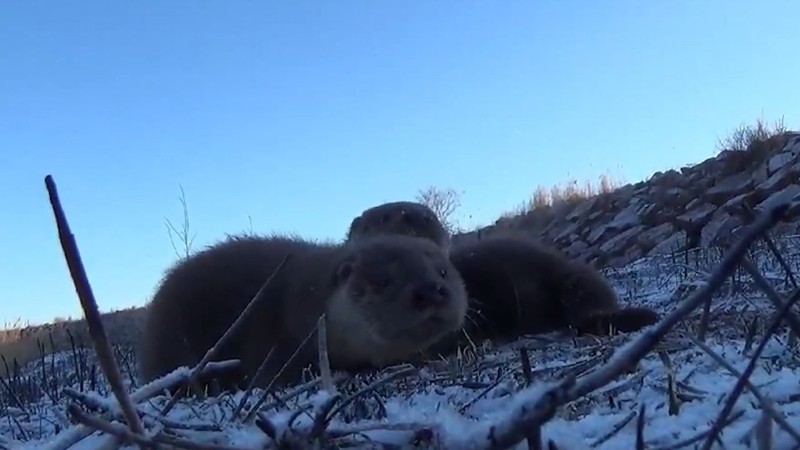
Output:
[
  {"xmin": 44, "ymin": 175, "xmax": 147, "ymax": 448},
  {"xmin": 741, "ymin": 258, "xmax": 800, "ymax": 338},
  {"xmin": 66, "ymin": 404, "xmax": 245, "ymax": 450}
]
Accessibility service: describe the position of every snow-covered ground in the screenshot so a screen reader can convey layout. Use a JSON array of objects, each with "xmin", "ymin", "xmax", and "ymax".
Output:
[{"xmin": 3, "ymin": 236, "xmax": 800, "ymax": 449}]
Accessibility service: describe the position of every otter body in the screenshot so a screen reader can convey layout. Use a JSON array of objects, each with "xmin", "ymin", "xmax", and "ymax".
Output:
[
  {"xmin": 138, "ymin": 233, "xmax": 468, "ymax": 389},
  {"xmin": 445, "ymin": 233, "xmax": 659, "ymax": 345},
  {"xmin": 347, "ymin": 201, "xmax": 450, "ymax": 252}
]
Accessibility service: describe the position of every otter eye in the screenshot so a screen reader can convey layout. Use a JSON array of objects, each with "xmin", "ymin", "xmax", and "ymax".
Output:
[
  {"xmin": 380, "ymin": 214, "xmax": 391, "ymax": 224},
  {"xmin": 439, "ymin": 268, "xmax": 448, "ymax": 278}
]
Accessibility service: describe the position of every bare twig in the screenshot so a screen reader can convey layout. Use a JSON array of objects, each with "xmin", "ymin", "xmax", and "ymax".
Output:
[
  {"xmin": 651, "ymin": 410, "xmax": 746, "ymax": 450},
  {"xmin": 317, "ymin": 315, "xmax": 335, "ymax": 393},
  {"xmin": 165, "ymin": 185, "xmax": 196, "ymax": 260},
  {"xmin": 232, "ymin": 346, "xmax": 276, "ymax": 419},
  {"xmin": 589, "ymin": 409, "xmax": 637, "ymax": 448},
  {"xmin": 242, "ymin": 318, "xmax": 323, "ymax": 423},
  {"xmin": 42, "ymin": 361, "xmax": 237, "ymax": 450},
  {"xmin": 635, "ymin": 403, "xmax": 646, "ymax": 450},
  {"xmin": 44, "ymin": 175, "xmax": 147, "ymax": 447},
  {"xmin": 326, "ymin": 365, "xmax": 418, "ymax": 422},
  {"xmin": 66, "ymin": 404, "xmax": 246, "ymax": 450},
  {"xmin": 741, "ymin": 258, "xmax": 800, "ymax": 338}
]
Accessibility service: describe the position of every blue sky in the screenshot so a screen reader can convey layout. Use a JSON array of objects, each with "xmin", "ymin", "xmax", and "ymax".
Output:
[{"xmin": 2, "ymin": 1, "xmax": 799, "ymax": 326}]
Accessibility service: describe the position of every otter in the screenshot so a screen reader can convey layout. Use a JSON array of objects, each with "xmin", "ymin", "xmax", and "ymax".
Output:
[
  {"xmin": 138, "ymin": 233, "xmax": 468, "ymax": 390},
  {"xmin": 439, "ymin": 233, "xmax": 660, "ymax": 349},
  {"xmin": 346, "ymin": 201, "xmax": 450, "ymax": 252}
]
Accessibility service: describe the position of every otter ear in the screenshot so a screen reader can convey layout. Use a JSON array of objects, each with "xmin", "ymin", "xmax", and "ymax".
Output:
[
  {"xmin": 334, "ymin": 260, "xmax": 354, "ymax": 286},
  {"xmin": 349, "ymin": 216, "xmax": 361, "ymax": 230},
  {"xmin": 346, "ymin": 217, "xmax": 361, "ymax": 239}
]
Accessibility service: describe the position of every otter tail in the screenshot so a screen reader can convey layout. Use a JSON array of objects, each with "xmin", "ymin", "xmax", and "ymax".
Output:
[{"xmin": 575, "ymin": 307, "xmax": 660, "ymax": 335}]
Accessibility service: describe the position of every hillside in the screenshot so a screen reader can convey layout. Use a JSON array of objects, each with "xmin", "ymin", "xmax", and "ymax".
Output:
[
  {"xmin": 456, "ymin": 131, "xmax": 800, "ymax": 269},
  {"xmin": 2, "ymin": 129, "xmax": 800, "ymax": 449}
]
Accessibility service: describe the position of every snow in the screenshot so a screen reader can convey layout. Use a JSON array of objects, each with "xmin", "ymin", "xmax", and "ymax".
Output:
[{"xmin": 3, "ymin": 236, "xmax": 800, "ymax": 449}]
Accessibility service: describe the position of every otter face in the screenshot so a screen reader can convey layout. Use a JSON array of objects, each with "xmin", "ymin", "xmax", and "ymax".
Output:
[
  {"xmin": 335, "ymin": 235, "xmax": 467, "ymax": 353},
  {"xmin": 347, "ymin": 202, "xmax": 449, "ymax": 251}
]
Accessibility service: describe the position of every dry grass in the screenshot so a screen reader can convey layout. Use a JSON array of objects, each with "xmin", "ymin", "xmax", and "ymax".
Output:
[
  {"xmin": 716, "ymin": 115, "xmax": 788, "ymax": 155},
  {"xmin": 486, "ymin": 172, "xmax": 626, "ymax": 237},
  {"xmin": 0, "ymin": 307, "xmax": 145, "ymax": 380},
  {"xmin": 502, "ymin": 172, "xmax": 625, "ymax": 220},
  {"xmin": 714, "ymin": 116, "xmax": 792, "ymax": 175}
]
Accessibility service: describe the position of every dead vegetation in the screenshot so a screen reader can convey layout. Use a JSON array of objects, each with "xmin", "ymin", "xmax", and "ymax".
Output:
[
  {"xmin": 716, "ymin": 116, "xmax": 789, "ymax": 156},
  {"xmin": 1, "ymin": 174, "xmax": 799, "ymax": 449},
  {"xmin": 0, "ymin": 308, "xmax": 144, "ymax": 383}
]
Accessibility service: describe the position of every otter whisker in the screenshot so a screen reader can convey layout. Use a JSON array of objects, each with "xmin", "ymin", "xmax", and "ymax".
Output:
[{"xmin": 463, "ymin": 312, "xmax": 481, "ymax": 329}]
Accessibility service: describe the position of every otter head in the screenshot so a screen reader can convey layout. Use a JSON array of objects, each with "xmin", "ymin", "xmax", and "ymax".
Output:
[
  {"xmin": 328, "ymin": 234, "xmax": 467, "ymax": 366},
  {"xmin": 347, "ymin": 201, "xmax": 450, "ymax": 253}
]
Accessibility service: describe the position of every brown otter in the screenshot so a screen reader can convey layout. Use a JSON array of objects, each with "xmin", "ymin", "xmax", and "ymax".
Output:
[
  {"xmin": 138, "ymin": 233, "xmax": 468, "ymax": 390},
  {"xmin": 439, "ymin": 232, "xmax": 660, "ymax": 350},
  {"xmin": 346, "ymin": 201, "xmax": 450, "ymax": 252}
]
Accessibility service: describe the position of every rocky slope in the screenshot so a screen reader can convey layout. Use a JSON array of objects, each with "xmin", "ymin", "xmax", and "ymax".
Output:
[{"xmin": 457, "ymin": 131, "xmax": 800, "ymax": 268}]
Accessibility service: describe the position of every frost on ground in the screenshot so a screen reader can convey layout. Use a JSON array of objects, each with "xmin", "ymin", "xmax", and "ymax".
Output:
[{"xmin": 3, "ymin": 235, "xmax": 800, "ymax": 449}]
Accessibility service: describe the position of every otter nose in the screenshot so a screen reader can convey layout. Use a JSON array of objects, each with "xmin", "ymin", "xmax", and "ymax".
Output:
[{"xmin": 412, "ymin": 282, "xmax": 449, "ymax": 310}]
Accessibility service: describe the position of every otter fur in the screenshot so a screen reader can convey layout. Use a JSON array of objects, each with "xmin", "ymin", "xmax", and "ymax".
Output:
[
  {"xmin": 138, "ymin": 233, "xmax": 468, "ymax": 389},
  {"xmin": 444, "ymin": 233, "xmax": 659, "ymax": 345},
  {"xmin": 347, "ymin": 201, "xmax": 450, "ymax": 252}
]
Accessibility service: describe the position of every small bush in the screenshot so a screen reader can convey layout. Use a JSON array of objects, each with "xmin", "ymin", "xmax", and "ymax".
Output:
[{"xmin": 716, "ymin": 116, "xmax": 788, "ymax": 157}]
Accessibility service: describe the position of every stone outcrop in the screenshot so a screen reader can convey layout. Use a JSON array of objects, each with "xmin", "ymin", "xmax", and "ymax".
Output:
[{"xmin": 453, "ymin": 132, "xmax": 800, "ymax": 268}]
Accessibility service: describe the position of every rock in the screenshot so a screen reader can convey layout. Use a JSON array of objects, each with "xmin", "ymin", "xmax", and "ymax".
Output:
[
  {"xmin": 563, "ymin": 239, "xmax": 589, "ymax": 259},
  {"xmin": 768, "ymin": 151, "xmax": 795, "ymax": 175},
  {"xmin": 606, "ymin": 199, "xmax": 647, "ymax": 230},
  {"xmin": 755, "ymin": 184, "xmax": 800, "ymax": 216},
  {"xmin": 599, "ymin": 225, "xmax": 646, "ymax": 257},
  {"xmin": 565, "ymin": 196, "xmax": 598, "ymax": 223},
  {"xmin": 704, "ymin": 171, "xmax": 755, "ymax": 205},
  {"xmin": 650, "ymin": 230, "xmax": 687, "ymax": 255},
  {"xmin": 721, "ymin": 193, "xmax": 749, "ymax": 215},
  {"xmin": 701, "ymin": 211, "xmax": 742, "ymax": 247},
  {"xmin": 586, "ymin": 224, "xmax": 613, "ymax": 246},
  {"xmin": 755, "ymin": 160, "xmax": 800, "ymax": 195},
  {"xmin": 752, "ymin": 162, "xmax": 769, "ymax": 185},
  {"xmin": 652, "ymin": 186, "xmax": 693, "ymax": 209},
  {"xmin": 783, "ymin": 133, "xmax": 800, "ymax": 154},
  {"xmin": 675, "ymin": 203, "xmax": 717, "ymax": 231},
  {"xmin": 637, "ymin": 223, "xmax": 676, "ymax": 253},
  {"xmin": 609, "ymin": 245, "xmax": 644, "ymax": 267},
  {"xmin": 554, "ymin": 221, "xmax": 582, "ymax": 245},
  {"xmin": 684, "ymin": 197, "xmax": 705, "ymax": 211},
  {"xmin": 586, "ymin": 208, "xmax": 607, "ymax": 222}
]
